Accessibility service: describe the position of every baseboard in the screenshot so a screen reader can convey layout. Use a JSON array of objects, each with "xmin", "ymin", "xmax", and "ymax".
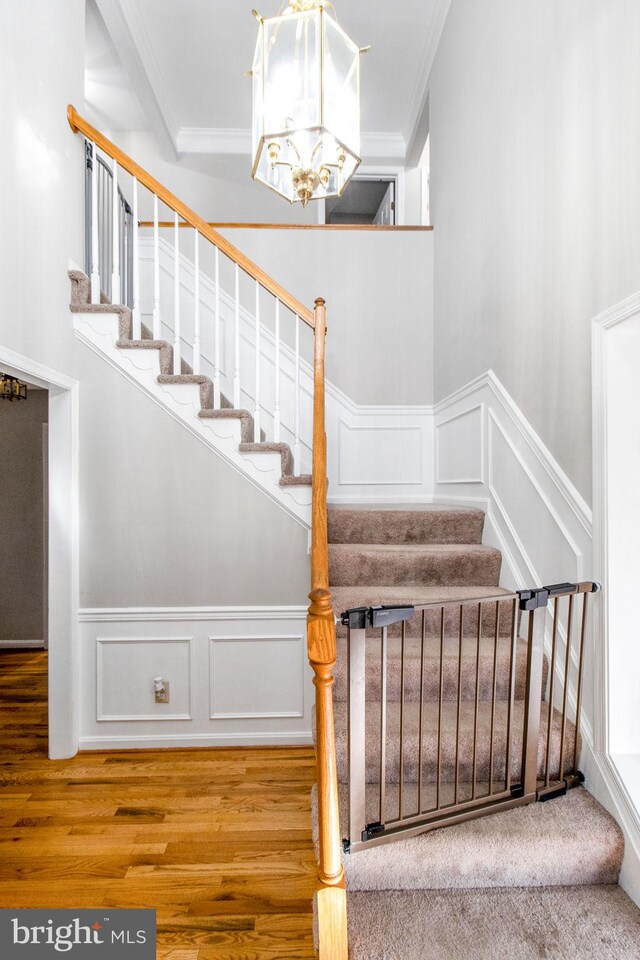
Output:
[
  {"xmin": 78, "ymin": 731, "xmax": 314, "ymax": 750},
  {"xmin": 0, "ymin": 639, "xmax": 46, "ymax": 649}
]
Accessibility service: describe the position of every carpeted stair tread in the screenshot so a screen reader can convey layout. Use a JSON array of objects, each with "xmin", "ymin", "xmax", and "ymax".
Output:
[
  {"xmin": 329, "ymin": 542, "xmax": 502, "ymax": 587},
  {"xmin": 346, "ymin": 885, "xmax": 640, "ymax": 960},
  {"xmin": 196, "ymin": 408, "xmax": 255, "ymax": 444},
  {"xmin": 329, "ymin": 698, "xmax": 577, "ymax": 784},
  {"xmin": 332, "ymin": 584, "xmax": 517, "ymax": 639},
  {"xmin": 279, "ymin": 473, "xmax": 312, "ymax": 486},
  {"xmin": 332, "ymin": 633, "xmax": 544, "ymax": 703},
  {"xmin": 239, "ymin": 442, "xmax": 294, "ymax": 476},
  {"xmin": 328, "ymin": 505, "xmax": 485, "ymax": 545},
  {"xmin": 312, "ymin": 785, "xmax": 623, "ymax": 890}
]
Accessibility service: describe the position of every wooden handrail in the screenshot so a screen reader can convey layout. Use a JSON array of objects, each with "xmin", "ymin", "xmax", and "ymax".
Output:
[
  {"xmin": 306, "ymin": 299, "xmax": 347, "ymax": 957},
  {"xmin": 67, "ymin": 105, "xmax": 315, "ymax": 328}
]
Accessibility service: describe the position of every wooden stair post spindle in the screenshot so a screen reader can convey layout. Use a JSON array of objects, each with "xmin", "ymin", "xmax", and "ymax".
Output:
[{"xmin": 307, "ymin": 297, "xmax": 348, "ymax": 958}]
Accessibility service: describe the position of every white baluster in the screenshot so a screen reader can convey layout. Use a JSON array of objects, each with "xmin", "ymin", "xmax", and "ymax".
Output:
[
  {"xmin": 131, "ymin": 179, "xmax": 141, "ymax": 339},
  {"xmin": 294, "ymin": 315, "xmax": 301, "ymax": 474},
  {"xmin": 233, "ymin": 263, "xmax": 240, "ymax": 409},
  {"xmin": 273, "ymin": 299, "xmax": 281, "ymax": 442},
  {"xmin": 193, "ymin": 230, "xmax": 200, "ymax": 374},
  {"xmin": 254, "ymin": 282, "xmax": 261, "ymax": 442},
  {"xmin": 213, "ymin": 248, "xmax": 221, "ymax": 408},
  {"xmin": 90, "ymin": 142, "xmax": 100, "ymax": 304},
  {"xmin": 111, "ymin": 157, "xmax": 120, "ymax": 301},
  {"xmin": 173, "ymin": 211, "xmax": 181, "ymax": 374},
  {"xmin": 152, "ymin": 194, "xmax": 161, "ymax": 339}
]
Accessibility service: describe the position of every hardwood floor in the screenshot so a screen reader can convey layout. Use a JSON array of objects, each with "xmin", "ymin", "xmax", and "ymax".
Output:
[{"xmin": 0, "ymin": 651, "xmax": 319, "ymax": 959}]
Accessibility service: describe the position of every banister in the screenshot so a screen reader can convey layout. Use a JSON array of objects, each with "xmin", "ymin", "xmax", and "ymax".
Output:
[
  {"xmin": 306, "ymin": 298, "xmax": 347, "ymax": 956},
  {"xmin": 67, "ymin": 105, "xmax": 315, "ymax": 328}
]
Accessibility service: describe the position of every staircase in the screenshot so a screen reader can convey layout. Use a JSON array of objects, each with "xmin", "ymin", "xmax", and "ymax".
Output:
[
  {"xmin": 321, "ymin": 504, "xmax": 640, "ymax": 959},
  {"xmin": 66, "ymin": 107, "xmax": 640, "ymax": 959},
  {"xmin": 69, "ymin": 269, "xmax": 311, "ymax": 494}
]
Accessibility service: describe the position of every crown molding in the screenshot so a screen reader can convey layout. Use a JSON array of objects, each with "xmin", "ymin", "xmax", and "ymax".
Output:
[
  {"xmin": 404, "ymin": 0, "xmax": 452, "ymax": 165},
  {"xmin": 176, "ymin": 127, "xmax": 406, "ymax": 161},
  {"xmin": 95, "ymin": 0, "xmax": 178, "ymax": 160}
]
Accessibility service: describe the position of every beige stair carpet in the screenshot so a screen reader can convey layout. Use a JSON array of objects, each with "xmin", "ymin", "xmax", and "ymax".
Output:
[{"xmin": 347, "ymin": 885, "xmax": 640, "ymax": 960}]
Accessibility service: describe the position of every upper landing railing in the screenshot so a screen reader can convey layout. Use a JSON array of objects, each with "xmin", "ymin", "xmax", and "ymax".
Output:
[{"xmin": 67, "ymin": 105, "xmax": 347, "ymax": 959}]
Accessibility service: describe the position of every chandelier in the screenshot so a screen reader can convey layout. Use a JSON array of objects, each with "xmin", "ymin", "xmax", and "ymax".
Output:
[
  {"xmin": 251, "ymin": 0, "xmax": 365, "ymax": 206},
  {"xmin": 0, "ymin": 373, "xmax": 28, "ymax": 402}
]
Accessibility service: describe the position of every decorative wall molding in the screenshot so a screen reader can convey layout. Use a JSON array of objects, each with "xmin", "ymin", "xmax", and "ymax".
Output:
[
  {"xmin": 79, "ymin": 605, "xmax": 308, "ymax": 622},
  {"xmin": 404, "ymin": 0, "xmax": 452, "ymax": 162},
  {"xmin": 96, "ymin": 635, "xmax": 193, "ymax": 721},
  {"xmin": 78, "ymin": 606, "xmax": 312, "ymax": 748},
  {"xmin": 434, "ymin": 370, "xmax": 594, "ymax": 749},
  {"xmin": 209, "ymin": 633, "xmax": 305, "ymax": 720}
]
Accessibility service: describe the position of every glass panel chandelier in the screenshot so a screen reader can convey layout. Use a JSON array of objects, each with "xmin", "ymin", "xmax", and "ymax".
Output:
[{"xmin": 251, "ymin": 1, "xmax": 365, "ymax": 206}]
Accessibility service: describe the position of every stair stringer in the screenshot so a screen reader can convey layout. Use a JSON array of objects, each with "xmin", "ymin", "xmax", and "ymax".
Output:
[{"xmin": 73, "ymin": 308, "xmax": 312, "ymax": 529}]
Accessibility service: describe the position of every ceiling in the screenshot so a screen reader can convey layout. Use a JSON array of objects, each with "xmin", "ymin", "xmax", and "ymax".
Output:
[{"xmin": 87, "ymin": 0, "xmax": 449, "ymax": 164}]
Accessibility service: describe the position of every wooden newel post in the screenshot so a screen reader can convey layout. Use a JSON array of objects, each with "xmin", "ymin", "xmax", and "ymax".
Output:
[
  {"xmin": 308, "ymin": 298, "xmax": 344, "ymax": 889},
  {"xmin": 308, "ymin": 298, "xmax": 347, "ymax": 957}
]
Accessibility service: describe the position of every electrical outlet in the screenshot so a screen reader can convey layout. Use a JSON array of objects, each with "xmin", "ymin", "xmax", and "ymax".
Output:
[{"xmin": 154, "ymin": 681, "xmax": 170, "ymax": 704}]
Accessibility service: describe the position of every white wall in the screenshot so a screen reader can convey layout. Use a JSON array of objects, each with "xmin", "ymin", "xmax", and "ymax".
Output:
[
  {"xmin": 0, "ymin": 0, "xmax": 85, "ymax": 374},
  {"xmin": 219, "ymin": 228, "xmax": 434, "ymax": 406},
  {"xmin": 430, "ymin": 0, "xmax": 640, "ymax": 503}
]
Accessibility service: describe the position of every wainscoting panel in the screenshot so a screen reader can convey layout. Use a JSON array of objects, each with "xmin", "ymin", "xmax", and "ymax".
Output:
[
  {"xmin": 96, "ymin": 636, "xmax": 192, "ymax": 721},
  {"xmin": 434, "ymin": 371, "xmax": 592, "ymax": 591},
  {"xmin": 435, "ymin": 404, "xmax": 484, "ymax": 484},
  {"xmin": 209, "ymin": 634, "xmax": 304, "ymax": 719},
  {"xmin": 78, "ymin": 607, "xmax": 311, "ymax": 749},
  {"xmin": 434, "ymin": 370, "xmax": 594, "ymax": 750}
]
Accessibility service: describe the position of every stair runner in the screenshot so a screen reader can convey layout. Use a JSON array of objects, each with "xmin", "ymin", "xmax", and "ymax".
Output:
[
  {"xmin": 317, "ymin": 504, "xmax": 639, "ymax": 959},
  {"xmin": 69, "ymin": 270, "xmax": 311, "ymax": 488}
]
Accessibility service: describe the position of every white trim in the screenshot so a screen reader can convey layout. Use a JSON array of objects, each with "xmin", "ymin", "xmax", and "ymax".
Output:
[
  {"xmin": 0, "ymin": 343, "xmax": 79, "ymax": 760},
  {"xmin": 79, "ymin": 605, "xmax": 308, "ymax": 622},
  {"xmin": 591, "ymin": 291, "xmax": 640, "ymax": 903},
  {"xmin": 436, "ymin": 370, "xmax": 592, "ymax": 533},
  {"xmin": 404, "ymin": 0, "xmax": 452, "ymax": 163},
  {"xmin": 95, "ymin": 0, "xmax": 178, "ymax": 158},
  {"xmin": 78, "ymin": 731, "xmax": 313, "ymax": 750}
]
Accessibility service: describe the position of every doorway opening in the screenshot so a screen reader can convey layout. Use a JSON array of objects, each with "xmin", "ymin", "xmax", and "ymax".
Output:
[
  {"xmin": 0, "ymin": 378, "xmax": 49, "ymax": 650},
  {"xmin": 0, "ymin": 346, "xmax": 78, "ymax": 759},
  {"xmin": 324, "ymin": 175, "xmax": 399, "ymax": 225}
]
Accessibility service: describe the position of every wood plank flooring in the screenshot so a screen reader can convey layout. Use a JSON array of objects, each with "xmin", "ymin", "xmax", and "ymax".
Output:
[{"xmin": 0, "ymin": 651, "xmax": 319, "ymax": 959}]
